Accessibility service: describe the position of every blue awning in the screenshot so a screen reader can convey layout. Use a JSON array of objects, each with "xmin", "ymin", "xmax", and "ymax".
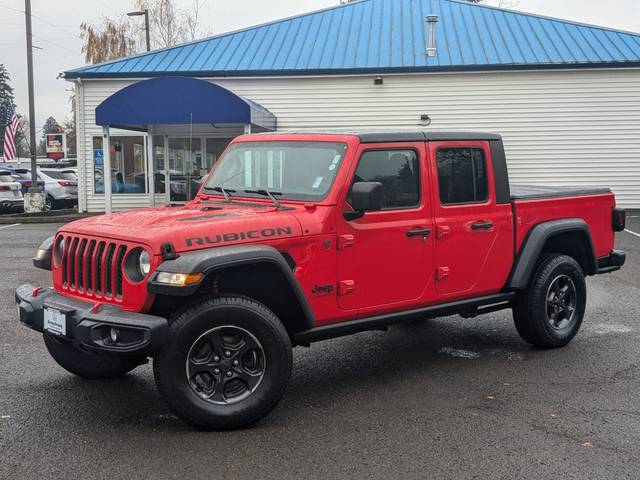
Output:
[{"xmin": 95, "ymin": 76, "xmax": 276, "ymax": 131}]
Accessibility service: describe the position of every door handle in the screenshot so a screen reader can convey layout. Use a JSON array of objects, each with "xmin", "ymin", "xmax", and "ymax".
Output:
[
  {"xmin": 471, "ymin": 221, "xmax": 493, "ymax": 231},
  {"xmin": 407, "ymin": 228, "xmax": 432, "ymax": 238}
]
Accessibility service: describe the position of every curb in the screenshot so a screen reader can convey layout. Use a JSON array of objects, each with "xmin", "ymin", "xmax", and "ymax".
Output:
[{"xmin": 0, "ymin": 211, "xmax": 98, "ymax": 224}]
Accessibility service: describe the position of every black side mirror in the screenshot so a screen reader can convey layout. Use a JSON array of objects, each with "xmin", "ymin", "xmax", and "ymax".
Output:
[{"xmin": 345, "ymin": 182, "xmax": 383, "ymax": 220}]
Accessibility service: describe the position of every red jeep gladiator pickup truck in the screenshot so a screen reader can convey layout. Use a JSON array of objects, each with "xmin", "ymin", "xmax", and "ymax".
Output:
[{"xmin": 16, "ymin": 131, "xmax": 626, "ymax": 429}]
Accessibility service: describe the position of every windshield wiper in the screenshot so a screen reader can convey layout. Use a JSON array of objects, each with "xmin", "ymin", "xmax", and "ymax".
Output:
[
  {"xmin": 244, "ymin": 189, "xmax": 283, "ymax": 210},
  {"xmin": 203, "ymin": 186, "xmax": 236, "ymax": 203}
]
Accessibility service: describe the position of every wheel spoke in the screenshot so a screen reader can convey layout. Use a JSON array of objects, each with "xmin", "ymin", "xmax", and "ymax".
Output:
[
  {"xmin": 207, "ymin": 332, "xmax": 226, "ymax": 357},
  {"xmin": 231, "ymin": 335, "xmax": 262, "ymax": 359},
  {"xmin": 233, "ymin": 366, "xmax": 263, "ymax": 391},
  {"xmin": 205, "ymin": 373, "xmax": 227, "ymax": 403},
  {"xmin": 187, "ymin": 357, "xmax": 211, "ymax": 378}
]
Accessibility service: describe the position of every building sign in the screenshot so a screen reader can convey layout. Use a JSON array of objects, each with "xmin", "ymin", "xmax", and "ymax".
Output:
[
  {"xmin": 46, "ymin": 133, "xmax": 66, "ymax": 160},
  {"xmin": 93, "ymin": 148, "xmax": 104, "ymax": 166}
]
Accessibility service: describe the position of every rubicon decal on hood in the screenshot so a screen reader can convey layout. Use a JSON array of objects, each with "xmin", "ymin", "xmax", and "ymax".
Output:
[{"xmin": 186, "ymin": 227, "xmax": 294, "ymax": 247}]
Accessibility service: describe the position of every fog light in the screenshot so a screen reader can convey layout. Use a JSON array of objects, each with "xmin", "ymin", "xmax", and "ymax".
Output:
[{"xmin": 110, "ymin": 328, "xmax": 120, "ymax": 344}]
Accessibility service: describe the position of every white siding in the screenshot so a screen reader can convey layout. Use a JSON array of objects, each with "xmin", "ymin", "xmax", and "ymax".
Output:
[{"xmin": 78, "ymin": 68, "xmax": 640, "ymax": 211}]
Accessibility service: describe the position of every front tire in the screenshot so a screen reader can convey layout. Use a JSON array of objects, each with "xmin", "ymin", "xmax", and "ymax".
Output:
[
  {"xmin": 513, "ymin": 254, "xmax": 587, "ymax": 348},
  {"xmin": 153, "ymin": 296, "xmax": 292, "ymax": 430},
  {"xmin": 44, "ymin": 333, "xmax": 144, "ymax": 379}
]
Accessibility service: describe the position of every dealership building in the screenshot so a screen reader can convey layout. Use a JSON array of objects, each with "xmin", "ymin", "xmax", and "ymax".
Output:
[{"xmin": 63, "ymin": 0, "xmax": 640, "ymax": 212}]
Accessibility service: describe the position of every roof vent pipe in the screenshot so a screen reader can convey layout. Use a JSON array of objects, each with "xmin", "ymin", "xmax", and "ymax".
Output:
[{"xmin": 426, "ymin": 14, "xmax": 438, "ymax": 57}]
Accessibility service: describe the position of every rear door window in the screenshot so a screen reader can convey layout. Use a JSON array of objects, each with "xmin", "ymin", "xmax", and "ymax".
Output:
[{"xmin": 436, "ymin": 147, "xmax": 488, "ymax": 205}]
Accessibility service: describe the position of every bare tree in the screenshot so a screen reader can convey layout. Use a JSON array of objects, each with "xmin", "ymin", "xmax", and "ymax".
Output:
[
  {"xmin": 80, "ymin": 0, "xmax": 211, "ymax": 66},
  {"xmin": 184, "ymin": 0, "xmax": 212, "ymax": 42},
  {"xmin": 133, "ymin": 0, "xmax": 212, "ymax": 49}
]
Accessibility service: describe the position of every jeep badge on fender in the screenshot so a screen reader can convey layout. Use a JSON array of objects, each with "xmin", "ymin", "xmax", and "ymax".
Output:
[{"xmin": 15, "ymin": 131, "xmax": 626, "ymax": 430}]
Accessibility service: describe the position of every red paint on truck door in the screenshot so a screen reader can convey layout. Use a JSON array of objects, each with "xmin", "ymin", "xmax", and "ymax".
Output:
[
  {"xmin": 428, "ymin": 141, "xmax": 513, "ymax": 298},
  {"xmin": 336, "ymin": 142, "xmax": 435, "ymax": 314}
]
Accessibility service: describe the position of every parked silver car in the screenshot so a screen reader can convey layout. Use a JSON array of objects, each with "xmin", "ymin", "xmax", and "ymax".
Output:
[
  {"xmin": 38, "ymin": 168, "xmax": 78, "ymax": 211},
  {"xmin": 0, "ymin": 169, "xmax": 24, "ymax": 213}
]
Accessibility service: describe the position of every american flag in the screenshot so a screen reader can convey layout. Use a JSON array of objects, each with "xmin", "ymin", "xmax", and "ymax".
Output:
[{"xmin": 2, "ymin": 107, "xmax": 19, "ymax": 161}]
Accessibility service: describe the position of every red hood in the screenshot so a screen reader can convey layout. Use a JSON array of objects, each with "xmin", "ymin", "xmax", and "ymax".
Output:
[{"xmin": 60, "ymin": 201, "xmax": 304, "ymax": 253}]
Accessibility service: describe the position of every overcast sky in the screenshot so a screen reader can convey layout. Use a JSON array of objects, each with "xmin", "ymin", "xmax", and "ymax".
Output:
[{"xmin": 1, "ymin": 0, "xmax": 639, "ymax": 128}]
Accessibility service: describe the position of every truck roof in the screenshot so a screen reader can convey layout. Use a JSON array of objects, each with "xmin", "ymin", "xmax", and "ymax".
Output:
[{"xmin": 251, "ymin": 130, "xmax": 502, "ymax": 143}]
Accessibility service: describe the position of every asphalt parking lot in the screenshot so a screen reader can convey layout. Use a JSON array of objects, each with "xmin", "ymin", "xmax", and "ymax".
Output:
[{"xmin": 1, "ymin": 218, "xmax": 639, "ymax": 480}]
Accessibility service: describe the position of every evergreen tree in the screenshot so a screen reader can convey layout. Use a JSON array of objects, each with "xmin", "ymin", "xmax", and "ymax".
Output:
[
  {"xmin": 0, "ymin": 64, "xmax": 16, "ymax": 158},
  {"xmin": 38, "ymin": 116, "xmax": 64, "ymax": 155}
]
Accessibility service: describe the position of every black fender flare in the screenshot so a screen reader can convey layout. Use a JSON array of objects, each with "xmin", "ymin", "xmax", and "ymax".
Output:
[
  {"xmin": 507, "ymin": 218, "xmax": 597, "ymax": 290},
  {"xmin": 147, "ymin": 245, "xmax": 315, "ymax": 329}
]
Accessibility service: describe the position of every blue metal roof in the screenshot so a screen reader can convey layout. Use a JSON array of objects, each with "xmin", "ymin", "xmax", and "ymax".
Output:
[
  {"xmin": 65, "ymin": 0, "xmax": 640, "ymax": 79},
  {"xmin": 95, "ymin": 77, "xmax": 277, "ymax": 130}
]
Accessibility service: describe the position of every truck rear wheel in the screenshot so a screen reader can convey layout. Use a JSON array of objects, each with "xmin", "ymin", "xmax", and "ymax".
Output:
[
  {"xmin": 43, "ymin": 333, "xmax": 144, "ymax": 379},
  {"xmin": 153, "ymin": 295, "xmax": 292, "ymax": 430},
  {"xmin": 513, "ymin": 254, "xmax": 586, "ymax": 348}
]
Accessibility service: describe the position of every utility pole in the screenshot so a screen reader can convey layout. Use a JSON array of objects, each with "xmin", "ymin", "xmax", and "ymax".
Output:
[{"xmin": 24, "ymin": 0, "xmax": 44, "ymax": 212}]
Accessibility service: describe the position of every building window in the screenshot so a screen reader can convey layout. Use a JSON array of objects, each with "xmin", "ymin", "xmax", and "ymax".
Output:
[
  {"xmin": 92, "ymin": 135, "xmax": 147, "ymax": 194},
  {"xmin": 351, "ymin": 149, "xmax": 420, "ymax": 209},
  {"xmin": 436, "ymin": 147, "xmax": 488, "ymax": 205}
]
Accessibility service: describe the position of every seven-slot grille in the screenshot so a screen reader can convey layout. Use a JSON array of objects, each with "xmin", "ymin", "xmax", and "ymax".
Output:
[{"xmin": 59, "ymin": 235, "xmax": 128, "ymax": 300}]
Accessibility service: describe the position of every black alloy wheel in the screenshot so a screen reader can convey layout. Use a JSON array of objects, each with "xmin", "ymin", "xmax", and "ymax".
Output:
[
  {"xmin": 186, "ymin": 325, "xmax": 266, "ymax": 405},
  {"xmin": 545, "ymin": 274, "xmax": 578, "ymax": 331}
]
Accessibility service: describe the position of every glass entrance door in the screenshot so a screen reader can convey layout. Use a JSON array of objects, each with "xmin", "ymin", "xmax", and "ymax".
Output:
[{"xmin": 167, "ymin": 137, "xmax": 203, "ymax": 202}]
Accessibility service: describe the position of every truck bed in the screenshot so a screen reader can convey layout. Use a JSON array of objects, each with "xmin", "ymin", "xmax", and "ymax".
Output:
[{"xmin": 511, "ymin": 184, "xmax": 611, "ymax": 201}]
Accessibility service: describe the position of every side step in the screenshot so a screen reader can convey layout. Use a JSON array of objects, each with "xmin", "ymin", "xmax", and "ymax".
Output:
[{"xmin": 293, "ymin": 292, "xmax": 515, "ymax": 346}]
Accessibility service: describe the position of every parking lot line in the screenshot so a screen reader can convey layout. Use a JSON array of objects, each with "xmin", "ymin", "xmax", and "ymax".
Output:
[
  {"xmin": 0, "ymin": 224, "xmax": 20, "ymax": 230},
  {"xmin": 625, "ymin": 229, "xmax": 640, "ymax": 238}
]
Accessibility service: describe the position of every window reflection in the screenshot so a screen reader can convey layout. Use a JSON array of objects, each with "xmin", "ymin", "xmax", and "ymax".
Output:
[{"xmin": 93, "ymin": 135, "xmax": 147, "ymax": 194}]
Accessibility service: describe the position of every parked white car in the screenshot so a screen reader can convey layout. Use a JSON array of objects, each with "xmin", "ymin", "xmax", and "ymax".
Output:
[
  {"xmin": 0, "ymin": 169, "xmax": 24, "ymax": 213},
  {"xmin": 38, "ymin": 168, "xmax": 78, "ymax": 211}
]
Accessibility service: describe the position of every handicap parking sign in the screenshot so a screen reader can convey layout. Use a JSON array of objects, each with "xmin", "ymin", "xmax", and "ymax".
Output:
[{"xmin": 93, "ymin": 149, "xmax": 104, "ymax": 166}]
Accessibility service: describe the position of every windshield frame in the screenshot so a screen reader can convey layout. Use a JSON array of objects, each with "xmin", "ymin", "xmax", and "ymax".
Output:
[{"xmin": 203, "ymin": 140, "xmax": 349, "ymax": 203}]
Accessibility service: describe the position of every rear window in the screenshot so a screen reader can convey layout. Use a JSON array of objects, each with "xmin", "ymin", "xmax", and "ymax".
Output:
[
  {"xmin": 0, "ymin": 174, "xmax": 14, "ymax": 182},
  {"xmin": 41, "ymin": 170, "xmax": 66, "ymax": 180}
]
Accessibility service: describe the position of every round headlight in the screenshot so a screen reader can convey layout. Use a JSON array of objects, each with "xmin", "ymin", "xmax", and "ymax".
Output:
[
  {"xmin": 138, "ymin": 250, "xmax": 151, "ymax": 277},
  {"xmin": 54, "ymin": 236, "xmax": 65, "ymax": 266}
]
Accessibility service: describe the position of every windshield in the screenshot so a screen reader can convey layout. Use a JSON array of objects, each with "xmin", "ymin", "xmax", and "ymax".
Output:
[{"xmin": 204, "ymin": 141, "xmax": 348, "ymax": 202}]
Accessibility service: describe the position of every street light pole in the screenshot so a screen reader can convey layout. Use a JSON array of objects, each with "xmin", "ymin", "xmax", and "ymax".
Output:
[
  {"xmin": 127, "ymin": 9, "xmax": 151, "ymax": 52},
  {"xmin": 144, "ymin": 9, "xmax": 150, "ymax": 52},
  {"xmin": 24, "ymin": 0, "xmax": 43, "ymax": 212}
]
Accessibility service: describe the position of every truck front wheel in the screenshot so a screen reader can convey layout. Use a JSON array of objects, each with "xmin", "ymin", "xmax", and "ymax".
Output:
[
  {"xmin": 44, "ymin": 333, "xmax": 144, "ymax": 379},
  {"xmin": 513, "ymin": 254, "xmax": 587, "ymax": 348},
  {"xmin": 153, "ymin": 296, "xmax": 292, "ymax": 430}
]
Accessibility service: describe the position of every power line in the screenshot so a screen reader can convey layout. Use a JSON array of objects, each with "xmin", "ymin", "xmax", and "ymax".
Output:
[
  {"xmin": 33, "ymin": 35, "xmax": 79, "ymax": 55},
  {"xmin": 0, "ymin": 3, "xmax": 80, "ymax": 38}
]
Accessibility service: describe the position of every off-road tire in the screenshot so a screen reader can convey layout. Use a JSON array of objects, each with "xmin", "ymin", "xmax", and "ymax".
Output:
[
  {"xmin": 43, "ymin": 333, "xmax": 144, "ymax": 379},
  {"xmin": 153, "ymin": 295, "xmax": 292, "ymax": 430},
  {"xmin": 513, "ymin": 254, "xmax": 587, "ymax": 349}
]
